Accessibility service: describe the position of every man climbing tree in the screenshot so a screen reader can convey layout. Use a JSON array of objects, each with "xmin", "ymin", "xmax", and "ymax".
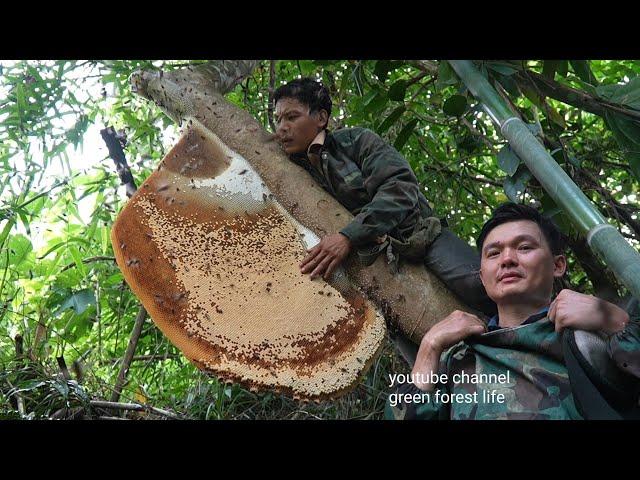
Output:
[{"xmin": 273, "ymin": 77, "xmax": 496, "ymax": 316}]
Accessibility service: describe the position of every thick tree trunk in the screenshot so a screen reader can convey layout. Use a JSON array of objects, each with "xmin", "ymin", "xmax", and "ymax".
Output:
[{"xmin": 130, "ymin": 62, "xmax": 468, "ymax": 344}]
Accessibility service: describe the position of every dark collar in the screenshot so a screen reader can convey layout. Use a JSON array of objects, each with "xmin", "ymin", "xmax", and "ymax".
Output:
[{"xmin": 487, "ymin": 306, "xmax": 550, "ymax": 332}]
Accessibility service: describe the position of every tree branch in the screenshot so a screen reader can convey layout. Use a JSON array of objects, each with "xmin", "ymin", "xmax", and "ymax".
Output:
[
  {"xmin": 60, "ymin": 256, "xmax": 115, "ymax": 273},
  {"xmin": 578, "ymin": 169, "xmax": 640, "ymax": 238},
  {"xmin": 267, "ymin": 60, "xmax": 276, "ymax": 132},
  {"xmin": 110, "ymin": 307, "xmax": 147, "ymax": 403},
  {"xmin": 513, "ymin": 68, "xmax": 640, "ymax": 122},
  {"xmin": 90, "ymin": 400, "xmax": 182, "ymax": 420},
  {"xmin": 100, "ymin": 127, "xmax": 137, "ymax": 198},
  {"xmin": 565, "ymin": 235, "xmax": 621, "ymax": 302}
]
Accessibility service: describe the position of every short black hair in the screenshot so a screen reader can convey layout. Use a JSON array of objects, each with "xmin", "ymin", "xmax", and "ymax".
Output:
[
  {"xmin": 477, "ymin": 202, "xmax": 566, "ymax": 255},
  {"xmin": 273, "ymin": 77, "xmax": 332, "ymax": 122}
]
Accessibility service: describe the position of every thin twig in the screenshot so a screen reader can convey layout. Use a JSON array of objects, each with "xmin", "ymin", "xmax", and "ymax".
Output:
[
  {"xmin": 90, "ymin": 400, "xmax": 182, "ymax": 419},
  {"xmin": 267, "ymin": 60, "xmax": 276, "ymax": 132},
  {"xmin": 100, "ymin": 353, "xmax": 180, "ymax": 366},
  {"xmin": 110, "ymin": 307, "xmax": 147, "ymax": 402},
  {"xmin": 13, "ymin": 335, "xmax": 25, "ymax": 417},
  {"xmin": 60, "ymin": 256, "xmax": 115, "ymax": 273}
]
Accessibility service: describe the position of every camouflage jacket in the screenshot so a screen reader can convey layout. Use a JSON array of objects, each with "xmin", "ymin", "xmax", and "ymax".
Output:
[
  {"xmin": 385, "ymin": 313, "xmax": 640, "ymax": 420},
  {"xmin": 290, "ymin": 127, "xmax": 435, "ymax": 248}
]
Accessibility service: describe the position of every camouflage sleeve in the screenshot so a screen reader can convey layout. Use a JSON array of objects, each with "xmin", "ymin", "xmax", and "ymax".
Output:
[
  {"xmin": 384, "ymin": 382, "xmax": 449, "ymax": 420},
  {"xmin": 608, "ymin": 303, "xmax": 640, "ymax": 380},
  {"xmin": 339, "ymin": 129, "xmax": 422, "ymax": 246}
]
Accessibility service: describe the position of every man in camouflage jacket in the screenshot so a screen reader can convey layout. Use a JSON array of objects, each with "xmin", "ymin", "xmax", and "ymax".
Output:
[
  {"xmin": 273, "ymin": 77, "xmax": 494, "ymax": 315},
  {"xmin": 385, "ymin": 203, "xmax": 640, "ymax": 420}
]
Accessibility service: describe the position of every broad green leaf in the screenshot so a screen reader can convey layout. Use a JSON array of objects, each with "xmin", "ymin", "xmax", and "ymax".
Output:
[
  {"xmin": 556, "ymin": 61, "xmax": 569, "ymax": 77},
  {"xmin": 456, "ymin": 134, "xmax": 481, "ymax": 153},
  {"xmin": 58, "ymin": 288, "xmax": 96, "ymax": 315},
  {"xmin": 599, "ymin": 76, "xmax": 640, "ymax": 109},
  {"xmin": 436, "ymin": 61, "xmax": 458, "ymax": 90},
  {"xmin": 394, "ymin": 119, "xmax": 419, "ymax": 152},
  {"xmin": 374, "ymin": 60, "xmax": 393, "ymax": 83},
  {"xmin": 540, "ymin": 192, "xmax": 575, "ymax": 236},
  {"xmin": 569, "ymin": 60, "xmax": 596, "ymax": 85},
  {"xmin": 486, "ymin": 62, "xmax": 517, "ymax": 76},
  {"xmin": 526, "ymin": 122, "xmax": 543, "ymax": 137},
  {"xmin": 496, "ymin": 74, "xmax": 520, "ymax": 97},
  {"xmin": 497, "ymin": 145, "xmax": 521, "ymax": 176},
  {"xmin": 520, "ymin": 85, "xmax": 567, "ymax": 128},
  {"xmin": 361, "ymin": 89, "xmax": 378, "ymax": 108},
  {"xmin": 364, "ymin": 91, "xmax": 388, "ymax": 114},
  {"xmin": 443, "ymin": 95, "xmax": 467, "ymax": 117},
  {"xmin": 8, "ymin": 234, "xmax": 33, "ymax": 268},
  {"xmin": 388, "ymin": 80, "xmax": 408, "ymax": 102},
  {"xmin": 503, "ymin": 165, "xmax": 532, "ymax": 202},
  {"xmin": 377, "ymin": 106, "xmax": 405, "ymax": 134},
  {"xmin": 51, "ymin": 379, "xmax": 69, "ymax": 399},
  {"xmin": 604, "ymin": 110, "xmax": 640, "ymax": 182}
]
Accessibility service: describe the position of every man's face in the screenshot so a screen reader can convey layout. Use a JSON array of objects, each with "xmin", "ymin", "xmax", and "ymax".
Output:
[
  {"xmin": 479, "ymin": 220, "xmax": 566, "ymax": 307},
  {"xmin": 274, "ymin": 98, "xmax": 327, "ymax": 155}
]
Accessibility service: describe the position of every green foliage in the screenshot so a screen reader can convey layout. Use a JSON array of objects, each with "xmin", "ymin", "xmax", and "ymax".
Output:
[
  {"xmin": 497, "ymin": 145, "xmax": 522, "ymax": 177},
  {"xmin": 1, "ymin": 59, "xmax": 639, "ymax": 420}
]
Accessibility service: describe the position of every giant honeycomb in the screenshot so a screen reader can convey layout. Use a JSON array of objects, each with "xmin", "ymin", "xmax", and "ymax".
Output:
[{"xmin": 111, "ymin": 118, "xmax": 386, "ymax": 400}]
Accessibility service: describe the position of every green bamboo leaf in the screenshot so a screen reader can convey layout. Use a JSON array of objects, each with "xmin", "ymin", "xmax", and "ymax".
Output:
[
  {"xmin": 68, "ymin": 245, "xmax": 87, "ymax": 277},
  {"xmin": 15, "ymin": 84, "xmax": 27, "ymax": 113},
  {"xmin": 17, "ymin": 211, "xmax": 30, "ymax": 235},
  {"xmin": 0, "ymin": 218, "xmax": 16, "ymax": 250},
  {"xmin": 101, "ymin": 226, "xmax": 109, "ymax": 254}
]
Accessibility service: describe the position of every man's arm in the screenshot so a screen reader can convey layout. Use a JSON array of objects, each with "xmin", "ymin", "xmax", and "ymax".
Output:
[
  {"xmin": 549, "ymin": 289, "xmax": 640, "ymax": 379},
  {"xmin": 339, "ymin": 128, "xmax": 423, "ymax": 246},
  {"xmin": 301, "ymin": 128, "xmax": 425, "ymax": 280},
  {"xmin": 386, "ymin": 310, "xmax": 486, "ymax": 420}
]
